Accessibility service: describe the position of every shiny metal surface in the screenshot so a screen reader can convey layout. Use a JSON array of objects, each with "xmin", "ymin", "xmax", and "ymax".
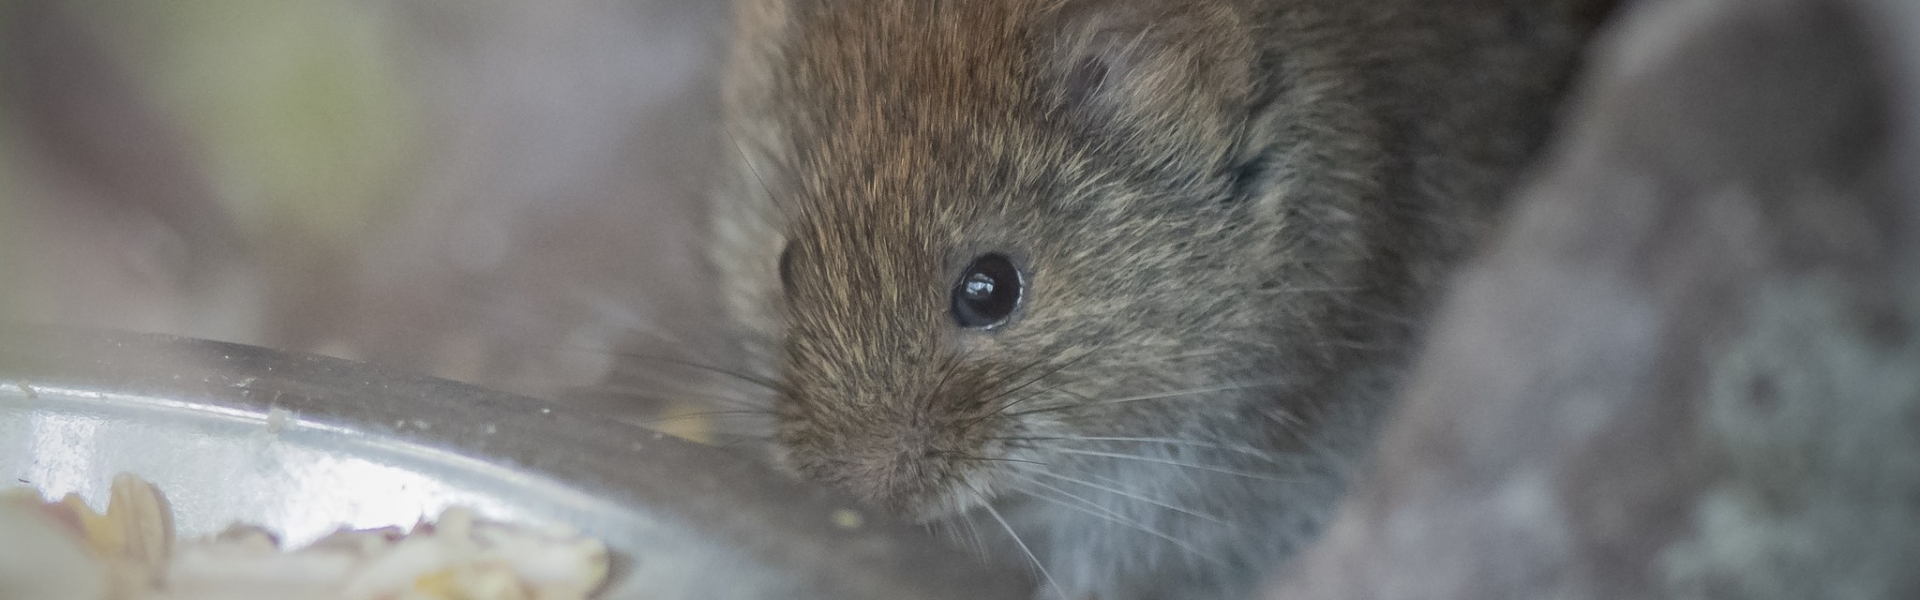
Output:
[{"xmin": 0, "ymin": 327, "xmax": 1031, "ymax": 600}]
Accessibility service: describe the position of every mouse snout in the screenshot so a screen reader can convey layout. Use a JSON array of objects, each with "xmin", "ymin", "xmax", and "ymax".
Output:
[{"xmin": 780, "ymin": 403, "xmax": 982, "ymax": 516}]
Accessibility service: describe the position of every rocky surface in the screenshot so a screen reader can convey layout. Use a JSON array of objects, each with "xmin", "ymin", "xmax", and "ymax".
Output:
[{"xmin": 1265, "ymin": 0, "xmax": 1920, "ymax": 597}]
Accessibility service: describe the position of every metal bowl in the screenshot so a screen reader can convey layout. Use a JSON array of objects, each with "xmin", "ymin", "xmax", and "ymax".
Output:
[{"xmin": 0, "ymin": 327, "xmax": 1031, "ymax": 600}]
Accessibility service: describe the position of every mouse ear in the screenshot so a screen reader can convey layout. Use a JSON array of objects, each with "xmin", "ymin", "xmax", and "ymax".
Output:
[{"xmin": 1043, "ymin": 1, "xmax": 1260, "ymax": 174}]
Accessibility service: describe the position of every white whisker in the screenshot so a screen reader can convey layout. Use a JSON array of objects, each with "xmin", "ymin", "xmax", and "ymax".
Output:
[
  {"xmin": 1002, "ymin": 435, "xmax": 1311, "ymax": 465},
  {"xmin": 1023, "ymin": 468, "xmax": 1228, "ymax": 526},
  {"xmin": 573, "ymin": 382, "xmax": 769, "ymax": 410},
  {"xmin": 981, "ymin": 495, "xmax": 1062, "ymax": 598},
  {"xmin": 1047, "ymin": 448, "xmax": 1296, "ymax": 483},
  {"xmin": 960, "ymin": 513, "xmax": 989, "ymax": 560},
  {"xmin": 1259, "ymin": 285, "xmax": 1361, "ymax": 294},
  {"xmin": 1007, "ymin": 473, "xmax": 1225, "ymax": 565},
  {"xmin": 1006, "ymin": 380, "xmax": 1288, "ymax": 416}
]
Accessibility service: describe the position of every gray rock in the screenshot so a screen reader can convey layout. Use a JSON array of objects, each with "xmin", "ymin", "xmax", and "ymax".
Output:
[{"xmin": 1266, "ymin": 0, "xmax": 1920, "ymax": 597}]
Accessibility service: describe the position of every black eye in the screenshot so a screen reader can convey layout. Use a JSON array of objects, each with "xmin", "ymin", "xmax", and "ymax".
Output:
[
  {"xmin": 951, "ymin": 253, "xmax": 1023, "ymax": 329},
  {"xmin": 778, "ymin": 243, "xmax": 797, "ymax": 291}
]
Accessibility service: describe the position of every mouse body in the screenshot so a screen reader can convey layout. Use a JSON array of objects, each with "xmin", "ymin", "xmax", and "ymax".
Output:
[{"xmin": 708, "ymin": 0, "xmax": 1612, "ymax": 597}]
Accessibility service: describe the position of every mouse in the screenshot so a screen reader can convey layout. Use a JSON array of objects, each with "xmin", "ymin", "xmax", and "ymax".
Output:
[{"xmin": 703, "ymin": 0, "xmax": 1614, "ymax": 597}]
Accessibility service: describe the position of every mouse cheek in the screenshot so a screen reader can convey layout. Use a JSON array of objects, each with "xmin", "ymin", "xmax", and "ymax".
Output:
[
  {"xmin": 768, "ymin": 399, "xmax": 837, "ymax": 476},
  {"xmin": 774, "ymin": 420, "xmax": 889, "ymax": 508}
]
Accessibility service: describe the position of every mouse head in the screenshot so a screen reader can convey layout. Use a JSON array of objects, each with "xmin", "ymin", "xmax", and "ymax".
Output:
[{"xmin": 714, "ymin": 0, "xmax": 1363, "ymax": 517}]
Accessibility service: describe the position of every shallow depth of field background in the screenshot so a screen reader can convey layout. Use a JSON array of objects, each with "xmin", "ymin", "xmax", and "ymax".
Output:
[{"xmin": 0, "ymin": 0, "xmax": 733, "ymax": 427}]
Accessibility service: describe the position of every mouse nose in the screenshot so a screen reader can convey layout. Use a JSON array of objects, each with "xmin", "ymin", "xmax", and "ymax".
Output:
[{"xmin": 790, "ymin": 424, "xmax": 954, "ymax": 515}]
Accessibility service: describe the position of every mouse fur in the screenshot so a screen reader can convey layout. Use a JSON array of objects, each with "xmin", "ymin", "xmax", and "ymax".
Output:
[{"xmin": 706, "ymin": 0, "xmax": 1615, "ymax": 597}]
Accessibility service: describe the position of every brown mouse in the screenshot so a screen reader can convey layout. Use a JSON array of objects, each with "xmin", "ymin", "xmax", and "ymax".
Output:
[{"xmin": 704, "ymin": 0, "xmax": 1613, "ymax": 597}]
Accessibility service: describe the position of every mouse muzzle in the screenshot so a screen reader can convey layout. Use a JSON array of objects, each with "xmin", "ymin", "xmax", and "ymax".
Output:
[{"xmin": 777, "ymin": 399, "xmax": 997, "ymax": 517}]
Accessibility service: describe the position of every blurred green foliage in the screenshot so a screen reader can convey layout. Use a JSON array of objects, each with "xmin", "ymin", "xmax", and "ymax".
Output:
[{"xmin": 65, "ymin": 0, "xmax": 421, "ymax": 246}]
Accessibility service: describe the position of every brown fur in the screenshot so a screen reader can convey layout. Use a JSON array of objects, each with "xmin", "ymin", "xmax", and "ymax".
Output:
[{"xmin": 708, "ymin": 0, "xmax": 1613, "ymax": 597}]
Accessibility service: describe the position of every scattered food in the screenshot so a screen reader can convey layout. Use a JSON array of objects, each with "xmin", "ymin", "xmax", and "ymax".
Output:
[{"xmin": 0, "ymin": 474, "xmax": 611, "ymax": 600}]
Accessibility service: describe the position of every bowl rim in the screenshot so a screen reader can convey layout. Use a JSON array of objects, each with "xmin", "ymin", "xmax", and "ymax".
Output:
[{"xmin": 0, "ymin": 325, "xmax": 1032, "ymax": 600}]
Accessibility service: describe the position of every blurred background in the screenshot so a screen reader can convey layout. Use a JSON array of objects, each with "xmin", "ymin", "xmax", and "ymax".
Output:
[{"xmin": 0, "ymin": 0, "xmax": 732, "ymax": 425}]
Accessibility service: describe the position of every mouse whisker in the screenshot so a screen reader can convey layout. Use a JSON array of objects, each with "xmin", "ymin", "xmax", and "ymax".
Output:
[
  {"xmin": 568, "ymin": 381, "xmax": 776, "ymax": 436},
  {"xmin": 1255, "ymin": 285, "xmax": 1363, "ymax": 295},
  {"xmin": 1004, "ymin": 380, "xmax": 1288, "ymax": 417},
  {"xmin": 990, "ymin": 384, "xmax": 1071, "ymax": 422},
  {"xmin": 604, "ymin": 382, "xmax": 761, "ymax": 404},
  {"xmin": 1019, "ymin": 468, "xmax": 1229, "ymax": 526},
  {"xmin": 993, "ymin": 436, "xmax": 1313, "ymax": 465},
  {"xmin": 982, "ymin": 343, "xmax": 1110, "ymax": 415},
  {"xmin": 982, "ymin": 351, "xmax": 1084, "ymax": 408},
  {"xmin": 965, "ymin": 513, "xmax": 992, "ymax": 561},
  {"xmin": 1146, "ymin": 348, "xmax": 1240, "ymax": 362},
  {"xmin": 599, "ymin": 351, "xmax": 786, "ymax": 394},
  {"xmin": 930, "ymin": 450, "xmax": 1050, "ymax": 467},
  {"xmin": 702, "ymin": 432, "xmax": 775, "ymax": 448},
  {"xmin": 935, "ymin": 511, "xmax": 993, "ymax": 564},
  {"xmin": 593, "ymin": 380, "xmax": 773, "ymax": 414},
  {"xmin": 713, "ymin": 434, "xmax": 774, "ymax": 451},
  {"xmin": 1004, "ymin": 473, "xmax": 1226, "ymax": 566},
  {"xmin": 1292, "ymin": 334, "xmax": 1403, "ymax": 352},
  {"xmin": 720, "ymin": 127, "xmax": 791, "ymax": 221},
  {"xmin": 966, "ymin": 357, "xmax": 1050, "ymax": 410},
  {"xmin": 542, "ymin": 327, "xmax": 751, "ymax": 375},
  {"xmin": 693, "ymin": 425, "xmax": 776, "ymax": 438},
  {"xmin": 600, "ymin": 319, "xmax": 729, "ymax": 359},
  {"xmin": 953, "ymin": 363, "xmax": 1080, "ymax": 431},
  {"xmin": 1043, "ymin": 448, "xmax": 1298, "ymax": 483},
  {"xmin": 570, "ymin": 382, "xmax": 769, "ymax": 411},
  {"xmin": 630, "ymin": 409, "xmax": 779, "ymax": 426},
  {"xmin": 979, "ymin": 491, "xmax": 1063, "ymax": 598},
  {"xmin": 920, "ymin": 347, "xmax": 975, "ymax": 412},
  {"xmin": 631, "ymin": 416, "xmax": 777, "ymax": 444}
]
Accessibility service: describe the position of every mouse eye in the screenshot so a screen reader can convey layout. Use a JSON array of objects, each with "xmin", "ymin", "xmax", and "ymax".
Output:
[
  {"xmin": 778, "ymin": 243, "xmax": 797, "ymax": 291},
  {"xmin": 951, "ymin": 253, "xmax": 1023, "ymax": 329}
]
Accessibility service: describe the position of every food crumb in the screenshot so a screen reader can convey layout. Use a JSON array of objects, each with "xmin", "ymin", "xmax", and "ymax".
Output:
[
  {"xmin": 266, "ymin": 408, "xmax": 294, "ymax": 435},
  {"xmin": 830, "ymin": 509, "xmax": 864, "ymax": 530}
]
